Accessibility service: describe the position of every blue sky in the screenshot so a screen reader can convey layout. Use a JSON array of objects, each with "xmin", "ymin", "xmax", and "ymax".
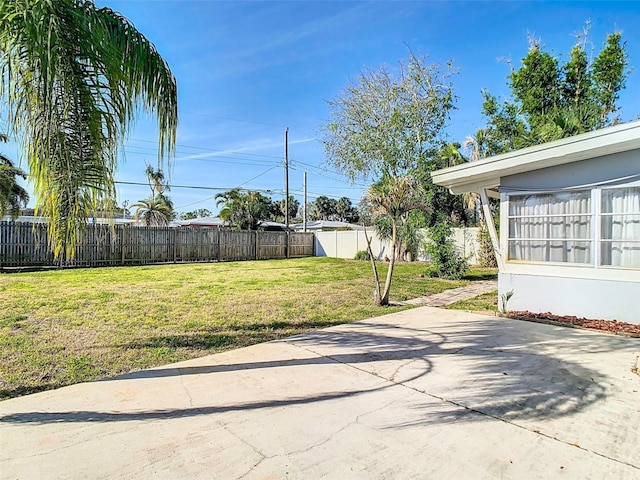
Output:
[{"xmin": 6, "ymin": 1, "xmax": 640, "ymax": 216}]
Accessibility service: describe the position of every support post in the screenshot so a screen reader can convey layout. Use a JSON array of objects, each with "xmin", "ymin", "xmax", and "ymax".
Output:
[{"xmin": 479, "ymin": 189, "xmax": 504, "ymax": 270}]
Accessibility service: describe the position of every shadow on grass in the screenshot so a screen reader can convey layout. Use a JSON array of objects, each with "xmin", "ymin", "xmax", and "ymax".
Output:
[
  {"xmin": 461, "ymin": 271, "xmax": 498, "ymax": 281},
  {"xmin": 2, "ymin": 314, "xmax": 634, "ymax": 427}
]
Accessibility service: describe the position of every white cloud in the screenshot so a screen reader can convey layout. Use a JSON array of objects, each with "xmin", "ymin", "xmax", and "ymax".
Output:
[{"xmin": 175, "ymin": 137, "xmax": 316, "ymax": 162}]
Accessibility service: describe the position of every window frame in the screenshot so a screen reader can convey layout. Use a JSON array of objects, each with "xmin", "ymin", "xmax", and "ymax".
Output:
[
  {"xmin": 506, "ymin": 189, "xmax": 594, "ymax": 266},
  {"xmin": 505, "ymin": 182, "xmax": 640, "ymax": 271},
  {"xmin": 598, "ymin": 185, "xmax": 640, "ymax": 270}
]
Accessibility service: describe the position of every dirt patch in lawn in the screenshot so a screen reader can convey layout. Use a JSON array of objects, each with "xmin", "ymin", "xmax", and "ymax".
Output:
[{"xmin": 507, "ymin": 311, "xmax": 640, "ymax": 338}]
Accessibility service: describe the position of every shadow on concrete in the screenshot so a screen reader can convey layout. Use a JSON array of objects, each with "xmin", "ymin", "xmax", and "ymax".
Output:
[
  {"xmin": 2, "ymin": 314, "xmax": 634, "ymax": 426},
  {"xmin": 0, "ymin": 390, "xmax": 372, "ymax": 424}
]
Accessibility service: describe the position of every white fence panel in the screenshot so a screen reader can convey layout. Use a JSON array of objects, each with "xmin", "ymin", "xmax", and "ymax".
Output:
[
  {"xmin": 314, "ymin": 230, "xmax": 391, "ymax": 260},
  {"xmin": 314, "ymin": 227, "xmax": 480, "ymax": 265}
]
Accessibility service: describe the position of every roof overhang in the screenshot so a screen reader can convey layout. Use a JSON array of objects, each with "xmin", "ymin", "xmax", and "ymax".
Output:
[{"xmin": 431, "ymin": 120, "xmax": 640, "ymax": 195}]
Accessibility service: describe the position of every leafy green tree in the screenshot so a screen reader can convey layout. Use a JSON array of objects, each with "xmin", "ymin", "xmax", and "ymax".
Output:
[
  {"xmin": 308, "ymin": 195, "xmax": 336, "ymax": 221},
  {"xmin": 274, "ymin": 196, "xmax": 299, "ymax": 223},
  {"xmin": 335, "ymin": 197, "xmax": 359, "ymax": 223},
  {"xmin": 415, "ymin": 142, "xmax": 471, "ymax": 227},
  {"xmin": 509, "ymin": 40, "xmax": 562, "ymax": 123},
  {"xmin": 481, "ymin": 31, "xmax": 628, "ymax": 153},
  {"xmin": 592, "ymin": 32, "xmax": 628, "ymax": 122},
  {"xmin": 476, "ymin": 222, "xmax": 498, "ymax": 268},
  {"xmin": 425, "ymin": 216, "xmax": 468, "ymax": 279},
  {"xmin": 321, "ymin": 52, "xmax": 456, "ymax": 181},
  {"xmin": 0, "ymin": 0, "xmax": 177, "ymax": 260},
  {"xmin": 0, "ymin": 134, "xmax": 29, "ymax": 219},
  {"xmin": 320, "ymin": 52, "xmax": 456, "ymax": 304},
  {"xmin": 178, "ymin": 208, "xmax": 213, "ymax": 220},
  {"xmin": 215, "ymin": 189, "xmax": 273, "ymax": 230},
  {"xmin": 307, "ymin": 196, "xmax": 359, "ymax": 223}
]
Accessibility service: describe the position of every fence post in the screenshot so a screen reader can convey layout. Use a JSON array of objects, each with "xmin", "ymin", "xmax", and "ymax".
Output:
[
  {"xmin": 255, "ymin": 231, "xmax": 259, "ymax": 260},
  {"xmin": 217, "ymin": 229, "xmax": 221, "ymax": 262},
  {"xmin": 286, "ymin": 231, "xmax": 290, "ymax": 259},
  {"xmin": 173, "ymin": 228, "xmax": 177, "ymax": 263},
  {"xmin": 121, "ymin": 225, "xmax": 126, "ymax": 265}
]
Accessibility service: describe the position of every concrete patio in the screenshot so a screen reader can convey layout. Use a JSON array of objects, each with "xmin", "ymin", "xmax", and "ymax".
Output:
[{"xmin": 1, "ymin": 307, "xmax": 638, "ymax": 479}]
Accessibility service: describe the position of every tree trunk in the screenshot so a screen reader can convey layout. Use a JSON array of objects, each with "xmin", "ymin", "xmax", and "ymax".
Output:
[
  {"xmin": 380, "ymin": 222, "xmax": 397, "ymax": 306},
  {"xmin": 364, "ymin": 227, "xmax": 382, "ymax": 305}
]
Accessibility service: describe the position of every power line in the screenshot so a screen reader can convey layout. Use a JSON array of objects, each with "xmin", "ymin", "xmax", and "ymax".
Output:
[
  {"xmin": 128, "ymin": 137, "xmax": 283, "ymax": 160},
  {"xmin": 115, "ymin": 181, "xmax": 276, "ymax": 194},
  {"xmin": 289, "ymin": 158, "xmax": 367, "ymax": 187},
  {"xmin": 180, "ymin": 110, "xmax": 288, "ymax": 129},
  {"xmin": 306, "ymin": 184, "xmax": 363, "ymax": 190},
  {"xmin": 124, "ymin": 138, "xmax": 357, "ymax": 184},
  {"xmin": 236, "ymin": 165, "xmax": 280, "ymax": 188},
  {"xmin": 123, "ymin": 147, "xmax": 279, "ymax": 166},
  {"xmin": 125, "ymin": 156, "xmax": 274, "ymax": 169},
  {"xmin": 174, "ymin": 195, "xmax": 219, "ymax": 210}
]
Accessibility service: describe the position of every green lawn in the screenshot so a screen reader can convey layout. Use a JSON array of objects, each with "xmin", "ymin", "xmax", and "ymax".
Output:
[
  {"xmin": 0, "ymin": 257, "xmax": 496, "ymax": 400},
  {"xmin": 446, "ymin": 290, "xmax": 499, "ymax": 313}
]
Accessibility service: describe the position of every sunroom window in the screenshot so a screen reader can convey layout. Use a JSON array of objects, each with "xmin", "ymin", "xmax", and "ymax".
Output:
[
  {"xmin": 507, "ymin": 185, "xmax": 640, "ymax": 269},
  {"xmin": 508, "ymin": 190, "xmax": 592, "ymax": 264},
  {"xmin": 600, "ymin": 186, "xmax": 640, "ymax": 268}
]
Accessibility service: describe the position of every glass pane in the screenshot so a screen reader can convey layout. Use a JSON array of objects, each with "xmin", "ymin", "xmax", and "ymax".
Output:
[
  {"xmin": 601, "ymin": 187, "xmax": 640, "ymax": 214},
  {"xmin": 509, "ymin": 190, "xmax": 590, "ymax": 216},
  {"xmin": 509, "ymin": 216, "xmax": 591, "ymax": 240},
  {"xmin": 601, "ymin": 214, "xmax": 640, "ymax": 240},
  {"xmin": 508, "ymin": 240, "xmax": 591, "ymax": 263},
  {"xmin": 601, "ymin": 241, "xmax": 640, "ymax": 268}
]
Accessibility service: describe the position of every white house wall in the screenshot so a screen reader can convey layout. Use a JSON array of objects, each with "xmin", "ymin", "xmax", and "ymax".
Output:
[
  {"xmin": 498, "ymin": 148, "xmax": 640, "ymax": 324},
  {"xmin": 314, "ymin": 228, "xmax": 480, "ymax": 264},
  {"xmin": 499, "ymin": 273, "xmax": 640, "ymax": 324}
]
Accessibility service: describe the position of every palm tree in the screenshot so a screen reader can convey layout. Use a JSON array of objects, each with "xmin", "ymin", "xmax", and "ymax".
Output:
[
  {"xmin": 145, "ymin": 164, "xmax": 169, "ymax": 196},
  {"xmin": 0, "ymin": 134, "xmax": 29, "ymax": 219},
  {"xmin": 132, "ymin": 196, "xmax": 173, "ymax": 227},
  {"xmin": 216, "ymin": 189, "xmax": 244, "ymax": 228},
  {"xmin": 313, "ymin": 196, "xmax": 336, "ymax": 220},
  {"xmin": 0, "ymin": 0, "xmax": 177, "ymax": 260},
  {"xmin": 364, "ymin": 175, "xmax": 423, "ymax": 306}
]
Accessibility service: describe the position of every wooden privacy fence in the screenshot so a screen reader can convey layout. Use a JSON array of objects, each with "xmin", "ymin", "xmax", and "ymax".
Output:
[{"xmin": 0, "ymin": 222, "xmax": 315, "ymax": 268}]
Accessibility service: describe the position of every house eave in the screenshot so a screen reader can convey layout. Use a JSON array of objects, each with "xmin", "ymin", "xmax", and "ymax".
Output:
[{"xmin": 432, "ymin": 120, "xmax": 640, "ymax": 194}]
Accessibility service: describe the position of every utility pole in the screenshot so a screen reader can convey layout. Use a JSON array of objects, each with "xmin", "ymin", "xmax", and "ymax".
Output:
[
  {"xmin": 303, "ymin": 172, "xmax": 307, "ymax": 233},
  {"xmin": 285, "ymin": 128, "xmax": 289, "ymax": 229},
  {"xmin": 284, "ymin": 128, "xmax": 290, "ymax": 258}
]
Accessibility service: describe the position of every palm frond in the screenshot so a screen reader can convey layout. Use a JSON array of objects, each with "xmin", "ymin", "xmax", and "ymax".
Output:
[{"xmin": 0, "ymin": 0, "xmax": 177, "ymax": 259}]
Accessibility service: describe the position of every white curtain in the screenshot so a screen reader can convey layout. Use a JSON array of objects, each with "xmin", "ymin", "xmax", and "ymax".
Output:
[
  {"xmin": 601, "ymin": 187, "xmax": 640, "ymax": 267},
  {"xmin": 508, "ymin": 191, "xmax": 591, "ymax": 263}
]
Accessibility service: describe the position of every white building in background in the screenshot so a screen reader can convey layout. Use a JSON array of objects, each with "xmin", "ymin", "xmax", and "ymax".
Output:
[{"xmin": 432, "ymin": 120, "xmax": 640, "ymax": 324}]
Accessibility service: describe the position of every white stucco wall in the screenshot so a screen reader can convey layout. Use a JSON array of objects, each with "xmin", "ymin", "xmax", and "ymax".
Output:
[{"xmin": 499, "ymin": 273, "xmax": 640, "ymax": 324}]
